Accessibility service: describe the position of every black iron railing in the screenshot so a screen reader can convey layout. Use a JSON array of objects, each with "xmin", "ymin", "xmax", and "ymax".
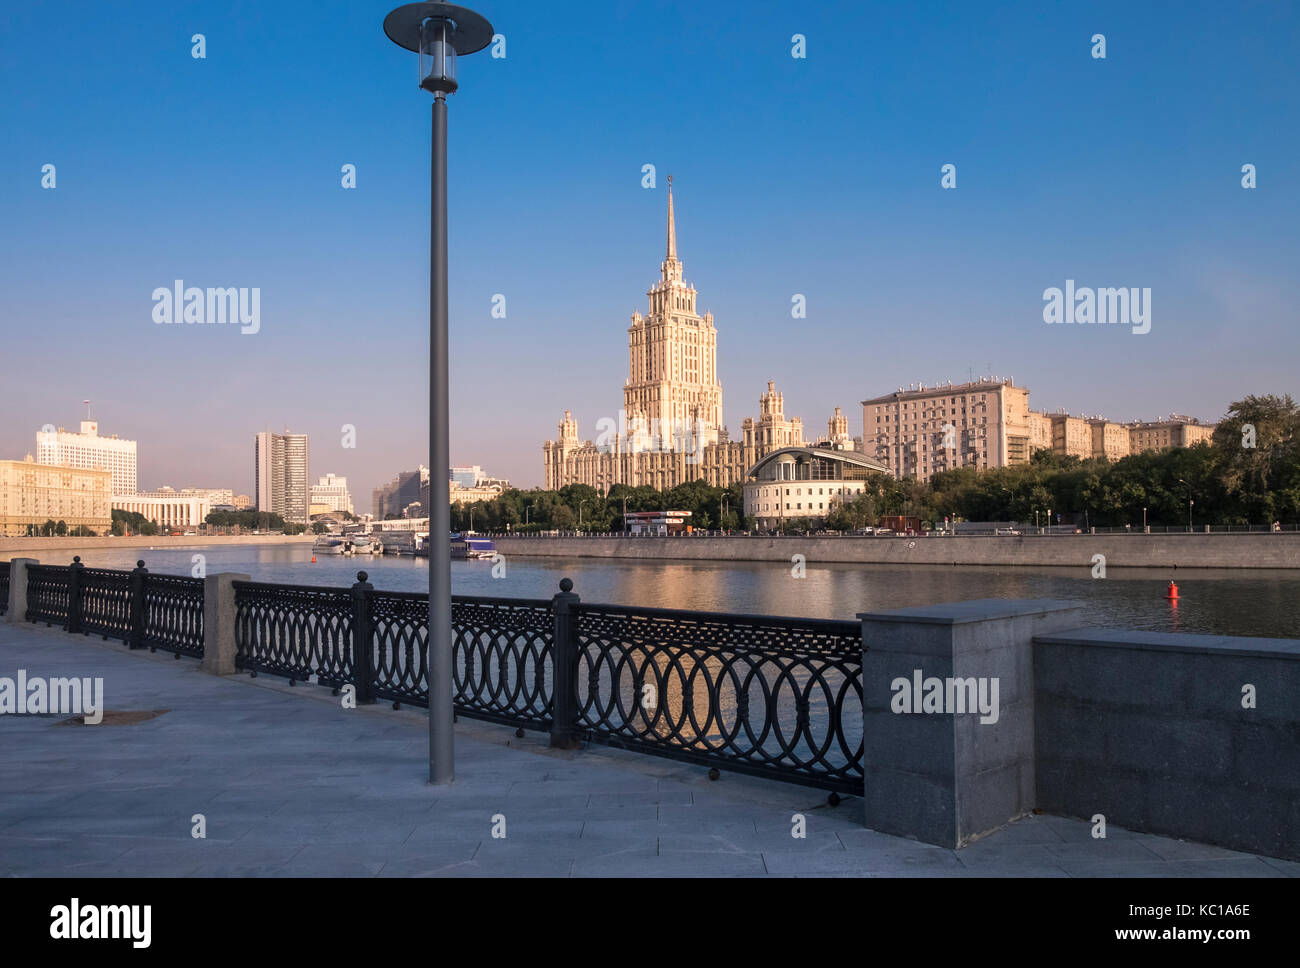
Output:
[
  {"xmin": 17, "ymin": 560, "xmax": 865, "ymax": 795},
  {"xmin": 571, "ymin": 602, "xmax": 863, "ymax": 793},
  {"xmin": 232, "ymin": 578, "xmax": 557, "ymax": 732},
  {"xmin": 231, "ymin": 572, "xmax": 862, "ymax": 793},
  {"xmin": 141, "ymin": 573, "xmax": 206, "ymax": 657},
  {"xmin": 233, "ymin": 580, "xmax": 354, "ymax": 686},
  {"xmin": 25, "ymin": 564, "xmax": 71, "ymax": 626},
  {"xmin": 79, "ymin": 566, "xmax": 133, "ymax": 640},
  {"xmin": 20, "ymin": 558, "xmax": 204, "ymax": 658}
]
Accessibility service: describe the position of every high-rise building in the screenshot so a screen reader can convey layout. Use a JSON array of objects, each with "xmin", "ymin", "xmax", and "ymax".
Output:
[
  {"xmin": 450, "ymin": 466, "xmax": 481, "ymax": 488},
  {"xmin": 310, "ymin": 473, "xmax": 353, "ymax": 515},
  {"xmin": 544, "ymin": 179, "xmax": 823, "ymax": 491},
  {"xmin": 862, "ymin": 378, "xmax": 1032, "ymax": 483},
  {"xmin": 35, "ymin": 414, "xmax": 137, "ymax": 496},
  {"xmin": 373, "ymin": 466, "xmax": 426, "ymax": 519},
  {"xmin": 254, "ymin": 431, "xmax": 310, "ymax": 524}
]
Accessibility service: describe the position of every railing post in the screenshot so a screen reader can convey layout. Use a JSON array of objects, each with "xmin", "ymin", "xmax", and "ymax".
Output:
[
  {"xmin": 550, "ymin": 577, "xmax": 582, "ymax": 749},
  {"xmin": 201, "ymin": 573, "xmax": 249, "ymax": 676},
  {"xmin": 128, "ymin": 560, "xmax": 148, "ymax": 650},
  {"xmin": 351, "ymin": 570, "xmax": 375, "ymax": 704},
  {"xmin": 5, "ymin": 558, "xmax": 37, "ymax": 625},
  {"xmin": 66, "ymin": 556, "xmax": 85, "ymax": 634}
]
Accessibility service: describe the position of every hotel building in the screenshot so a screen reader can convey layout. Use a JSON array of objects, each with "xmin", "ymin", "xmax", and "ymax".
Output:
[{"xmin": 544, "ymin": 180, "xmax": 835, "ymax": 492}]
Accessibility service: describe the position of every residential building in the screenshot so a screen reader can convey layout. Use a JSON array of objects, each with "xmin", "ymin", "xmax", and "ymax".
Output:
[
  {"xmin": 1128, "ymin": 415, "xmax": 1216, "ymax": 453},
  {"xmin": 861, "ymin": 377, "xmax": 1032, "ymax": 483},
  {"xmin": 0, "ymin": 457, "xmax": 112, "ymax": 536}
]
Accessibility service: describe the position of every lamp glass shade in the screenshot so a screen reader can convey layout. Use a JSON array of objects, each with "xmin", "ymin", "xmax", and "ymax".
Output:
[{"xmin": 419, "ymin": 18, "xmax": 458, "ymax": 93}]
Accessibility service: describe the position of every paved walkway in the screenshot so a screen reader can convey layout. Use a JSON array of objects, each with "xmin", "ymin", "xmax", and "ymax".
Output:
[{"xmin": 1, "ymin": 622, "xmax": 1294, "ymax": 877}]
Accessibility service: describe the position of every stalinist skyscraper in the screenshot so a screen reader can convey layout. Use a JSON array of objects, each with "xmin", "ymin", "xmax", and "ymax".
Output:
[
  {"xmin": 545, "ymin": 178, "xmax": 834, "ymax": 493},
  {"xmin": 623, "ymin": 175, "xmax": 722, "ymax": 453}
]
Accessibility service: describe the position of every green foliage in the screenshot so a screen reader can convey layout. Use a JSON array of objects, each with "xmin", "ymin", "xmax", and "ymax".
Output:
[{"xmin": 204, "ymin": 509, "xmax": 292, "ymax": 532}]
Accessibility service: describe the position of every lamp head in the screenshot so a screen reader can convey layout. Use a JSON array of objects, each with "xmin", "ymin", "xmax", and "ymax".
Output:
[{"xmin": 384, "ymin": 3, "xmax": 494, "ymax": 96}]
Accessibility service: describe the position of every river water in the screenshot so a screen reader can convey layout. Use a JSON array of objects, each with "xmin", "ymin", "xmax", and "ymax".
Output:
[{"xmin": 16, "ymin": 543, "xmax": 1299, "ymax": 639}]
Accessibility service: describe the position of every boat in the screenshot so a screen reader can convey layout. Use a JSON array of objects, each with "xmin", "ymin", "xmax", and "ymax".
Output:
[
  {"xmin": 451, "ymin": 535, "xmax": 496, "ymax": 559},
  {"xmin": 379, "ymin": 531, "xmax": 418, "ymax": 555},
  {"xmin": 349, "ymin": 534, "xmax": 375, "ymax": 555},
  {"xmin": 312, "ymin": 535, "xmax": 347, "ymax": 555}
]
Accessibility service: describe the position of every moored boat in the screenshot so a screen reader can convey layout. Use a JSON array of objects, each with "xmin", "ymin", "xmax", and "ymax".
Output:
[{"xmin": 312, "ymin": 535, "xmax": 347, "ymax": 555}]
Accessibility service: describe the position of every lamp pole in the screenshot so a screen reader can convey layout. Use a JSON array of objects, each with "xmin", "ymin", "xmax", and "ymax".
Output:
[{"xmin": 384, "ymin": 2, "xmax": 494, "ymax": 786}]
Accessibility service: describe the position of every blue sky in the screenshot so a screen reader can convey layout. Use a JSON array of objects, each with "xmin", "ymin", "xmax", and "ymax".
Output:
[{"xmin": 2, "ymin": 0, "xmax": 1297, "ymax": 507}]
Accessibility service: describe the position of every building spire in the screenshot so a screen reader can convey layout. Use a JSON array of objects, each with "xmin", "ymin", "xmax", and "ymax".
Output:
[{"xmin": 666, "ymin": 175, "xmax": 676, "ymax": 261}]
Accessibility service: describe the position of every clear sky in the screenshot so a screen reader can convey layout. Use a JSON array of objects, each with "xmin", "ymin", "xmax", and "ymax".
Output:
[{"xmin": 2, "ymin": 0, "xmax": 1297, "ymax": 510}]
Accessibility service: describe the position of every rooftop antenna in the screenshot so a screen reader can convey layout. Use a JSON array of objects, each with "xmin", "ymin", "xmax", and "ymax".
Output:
[{"xmin": 83, "ymin": 399, "xmax": 91, "ymax": 420}]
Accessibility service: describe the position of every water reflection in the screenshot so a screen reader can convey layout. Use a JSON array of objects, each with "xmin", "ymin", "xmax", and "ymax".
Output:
[{"xmin": 12, "ymin": 544, "xmax": 1300, "ymax": 638}]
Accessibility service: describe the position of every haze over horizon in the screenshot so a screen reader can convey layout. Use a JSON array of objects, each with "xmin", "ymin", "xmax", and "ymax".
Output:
[{"xmin": 3, "ymin": 0, "xmax": 1297, "ymax": 513}]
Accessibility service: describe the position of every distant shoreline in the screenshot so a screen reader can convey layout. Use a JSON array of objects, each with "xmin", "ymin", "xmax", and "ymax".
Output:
[
  {"xmin": 491, "ymin": 533, "xmax": 1300, "ymax": 570},
  {"xmin": 0, "ymin": 534, "xmax": 316, "ymax": 559}
]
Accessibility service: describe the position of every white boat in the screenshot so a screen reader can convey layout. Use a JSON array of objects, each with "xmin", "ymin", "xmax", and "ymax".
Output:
[
  {"xmin": 349, "ymin": 534, "xmax": 375, "ymax": 555},
  {"xmin": 312, "ymin": 536, "xmax": 347, "ymax": 555}
]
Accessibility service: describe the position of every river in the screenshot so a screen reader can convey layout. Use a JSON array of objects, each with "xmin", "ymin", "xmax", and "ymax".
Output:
[{"xmin": 14, "ymin": 542, "xmax": 1299, "ymax": 639}]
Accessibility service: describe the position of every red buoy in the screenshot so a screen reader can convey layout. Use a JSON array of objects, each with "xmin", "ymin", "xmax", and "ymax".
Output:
[
  {"xmin": 311, "ymin": 556, "xmax": 317, "ymax": 563},
  {"xmin": 1165, "ymin": 580, "xmax": 1179, "ymax": 600}
]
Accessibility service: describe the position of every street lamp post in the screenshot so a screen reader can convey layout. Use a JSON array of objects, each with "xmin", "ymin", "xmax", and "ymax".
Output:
[{"xmin": 384, "ymin": 2, "xmax": 494, "ymax": 786}]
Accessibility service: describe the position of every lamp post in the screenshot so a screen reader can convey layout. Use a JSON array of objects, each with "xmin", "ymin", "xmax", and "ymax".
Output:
[
  {"xmin": 1177, "ymin": 479, "xmax": 1194, "ymax": 533},
  {"xmin": 384, "ymin": 2, "xmax": 494, "ymax": 786}
]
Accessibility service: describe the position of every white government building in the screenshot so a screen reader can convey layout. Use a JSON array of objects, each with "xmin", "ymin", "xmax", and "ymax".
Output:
[{"xmin": 36, "ymin": 417, "xmax": 137, "ymax": 496}]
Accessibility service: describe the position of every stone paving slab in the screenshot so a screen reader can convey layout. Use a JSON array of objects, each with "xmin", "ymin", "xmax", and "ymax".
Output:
[{"xmin": 0, "ymin": 621, "xmax": 1293, "ymax": 878}]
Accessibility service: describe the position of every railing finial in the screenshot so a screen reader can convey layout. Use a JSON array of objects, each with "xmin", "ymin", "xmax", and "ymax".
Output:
[{"xmin": 559, "ymin": 577, "xmax": 573, "ymax": 593}]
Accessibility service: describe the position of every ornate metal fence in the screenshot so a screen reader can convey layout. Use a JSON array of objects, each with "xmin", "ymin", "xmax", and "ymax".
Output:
[
  {"xmin": 142, "ymin": 573, "xmax": 205, "ymax": 657},
  {"xmin": 79, "ymin": 567, "xmax": 134, "ymax": 640},
  {"xmin": 16, "ymin": 561, "xmax": 865, "ymax": 795},
  {"xmin": 25, "ymin": 564, "xmax": 71, "ymax": 626},
  {"xmin": 234, "ymin": 580, "xmax": 557, "ymax": 731},
  {"xmin": 233, "ymin": 581, "xmax": 354, "ymax": 686},
  {"xmin": 570, "ymin": 603, "xmax": 863, "ymax": 794}
]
